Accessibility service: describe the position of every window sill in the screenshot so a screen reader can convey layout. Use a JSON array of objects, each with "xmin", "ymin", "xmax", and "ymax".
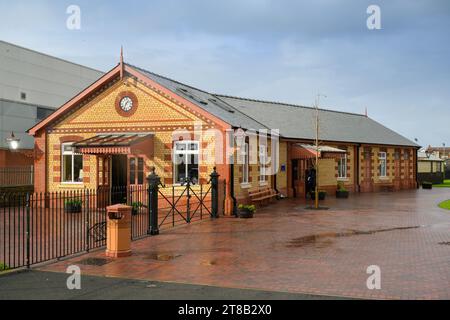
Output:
[
  {"xmin": 337, "ymin": 177, "xmax": 349, "ymax": 182},
  {"xmin": 259, "ymin": 181, "xmax": 268, "ymax": 186},
  {"xmin": 240, "ymin": 182, "xmax": 251, "ymax": 189},
  {"xmin": 379, "ymin": 176, "xmax": 390, "ymax": 180},
  {"xmin": 59, "ymin": 183, "xmax": 84, "ymax": 189}
]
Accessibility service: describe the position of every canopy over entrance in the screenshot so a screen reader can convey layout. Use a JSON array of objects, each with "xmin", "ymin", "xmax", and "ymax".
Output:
[
  {"xmin": 291, "ymin": 144, "xmax": 346, "ymax": 159},
  {"xmin": 73, "ymin": 133, "xmax": 154, "ymax": 157}
]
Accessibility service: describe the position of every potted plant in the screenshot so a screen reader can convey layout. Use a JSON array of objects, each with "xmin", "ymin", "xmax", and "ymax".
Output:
[
  {"xmin": 336, "ymin": 182, "xmax": 349, "ymax": 198},
  {"xmin": 64, "ymin": 199, "xmax": 82, "ymax": 213},
  {"xmin": 422, "ymin": 181, "xmax": 433, "ymax": 189},
  {"xmin": 310, "ymin": 190, "xmax": 326, "ymax": 200},
  {"xmin": 131, "ymin": 201, "xmax": 143, "ymax": 215},
  {"xmin": 238, "ymin": 204, "xmax": 256, "ymax": 218},
  {"xmin": 0, "ymin": 262, "xmax": 9, "ymax": 272}
]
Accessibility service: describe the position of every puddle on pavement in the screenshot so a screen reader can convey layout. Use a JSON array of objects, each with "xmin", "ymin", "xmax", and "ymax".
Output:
[
  {"xmin": 201, "ymin": 259, "xmax": 218, "ymax": 266},
  {"xmin": 287, "ymin": 225, "xmax": 423, "ymax": 248},
  {"xmin": 77, "ymin": 257, "xmax": 113, "ymax": 266},
  {"xmin": 145, "ymin": 252, "xmax": 181, "ymax": 261}
]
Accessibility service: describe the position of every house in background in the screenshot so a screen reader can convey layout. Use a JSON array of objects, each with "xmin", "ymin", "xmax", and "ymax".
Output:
[
  {"xmin": 0, "ymin": 41, "xmax": 103, "ymax": 168},
  {"xmin": 28, "ymin": 54, "xmax": 419, "ymax": 214},
  {"xmin": 417, "ymin": 150, "xmax": 445, "ymax": 184},
  {"xmin": 425, "ymin": 146, "xmax": 449, "ymax": 179}
]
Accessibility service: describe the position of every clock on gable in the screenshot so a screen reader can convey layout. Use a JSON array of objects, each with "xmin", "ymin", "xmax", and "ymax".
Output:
[{"xmin": 115, "ymin": 91, "xmax": 138, "ymax": 116}]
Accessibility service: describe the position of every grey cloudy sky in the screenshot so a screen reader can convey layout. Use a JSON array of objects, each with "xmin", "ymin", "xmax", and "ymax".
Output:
[{"xmin": 0, "ymin": 0, "xmax": 449, "ymax": 147}]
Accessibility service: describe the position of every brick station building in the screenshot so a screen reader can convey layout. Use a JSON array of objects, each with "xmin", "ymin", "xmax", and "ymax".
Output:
[{"xmin": 28, "ymin": 54, "xmax": 419, "ymax": 214}]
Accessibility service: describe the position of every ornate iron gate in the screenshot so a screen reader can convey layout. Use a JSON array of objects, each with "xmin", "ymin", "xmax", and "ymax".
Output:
[{"xmin": 147, "ymin": 167, "xmax": 220, "ymax": 234}]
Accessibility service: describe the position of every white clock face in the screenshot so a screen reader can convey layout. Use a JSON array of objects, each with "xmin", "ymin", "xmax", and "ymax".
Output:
[{"xmin": 120, "ymin": 96, "xmax": 133, "ymax": 112}]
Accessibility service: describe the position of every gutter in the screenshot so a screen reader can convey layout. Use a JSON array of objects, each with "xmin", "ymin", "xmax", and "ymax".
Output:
[{"xmin": 415, "ymin": 147, "xmax": 420, "ymax": 189}]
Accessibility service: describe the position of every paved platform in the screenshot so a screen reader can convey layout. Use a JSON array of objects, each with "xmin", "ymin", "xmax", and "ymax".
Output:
[
  {"xmin": 38, "ymin": 189, "xmax": 450, "ymax": 299},
  {"xmin": 0, "ymin": 270, "xmax": 341, "ymax": 300}
]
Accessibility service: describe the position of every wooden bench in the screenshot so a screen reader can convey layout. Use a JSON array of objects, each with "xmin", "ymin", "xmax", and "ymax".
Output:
[
  {"xmin": 248, "ymin": 186, "xmax": 279, "ymax": 206},
  {"xmin": 378, "ymin": 182, "xmax": 394, "ymax": 192}
]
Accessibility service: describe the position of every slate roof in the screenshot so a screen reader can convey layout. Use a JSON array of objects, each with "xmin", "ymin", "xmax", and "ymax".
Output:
[{"xmin": 129, "ymin": 63, "xmax": 418, "ymax": 147}]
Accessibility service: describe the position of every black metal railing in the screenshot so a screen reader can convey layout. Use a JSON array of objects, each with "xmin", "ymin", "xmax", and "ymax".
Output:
[{"xmin": 0, "ymin": 169, "xmax": 220, "ymax": 271}]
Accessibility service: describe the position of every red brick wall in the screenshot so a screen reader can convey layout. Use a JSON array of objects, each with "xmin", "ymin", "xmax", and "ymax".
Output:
[
  {"xmin": 33, "ymin": 130, "xmax": 47, "ymax": 193},
  {"xmin": 0, "ymin": 149, "xmax": 34, "ymax": 167}
]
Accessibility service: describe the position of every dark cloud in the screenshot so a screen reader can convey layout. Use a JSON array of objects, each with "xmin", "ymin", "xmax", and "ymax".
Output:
[{"xmin": 0, "ymin": 0, "xmax": 449, "ymax": 145}]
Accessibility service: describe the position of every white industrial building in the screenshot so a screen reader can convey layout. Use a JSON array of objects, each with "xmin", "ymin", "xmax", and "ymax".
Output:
[{"xmin": 0, "ymin": 40, "xmax": 103, "ymax": 163}]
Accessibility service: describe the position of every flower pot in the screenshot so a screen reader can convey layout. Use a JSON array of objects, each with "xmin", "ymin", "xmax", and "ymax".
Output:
[
  {"xmin": 238, "ymin": 208, "xmax": 254, "ymax": 218},
  {"xmin": 422, "ymin": 183, "xmax": 432, "ymax": 189},
  {"xmin": 64, "ymin": 204, "xmax": 82, "ymax": 213},
  {"xmin": 336, "ymin": 190, "xmax": 349, "ymax": 198},
  {"xmin": 310, "ymin": 192, "xmax": 326, "ymax": 200},
  {"xmin": 132, "ymin": 207, "xmax": 139, "ymax": 215}
]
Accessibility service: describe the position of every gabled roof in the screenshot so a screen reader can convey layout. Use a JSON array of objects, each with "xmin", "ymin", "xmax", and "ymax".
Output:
[
  {"xmin": 127, "ymin": 64, "xmax": 417, "ymax": 147},
  {"xmin": 29, "ymin": 61, "xmax": 419, "ymax": 147},
  {"xmin": 216, "ymin": 95, "xmax": 419, "ymax": 147},
  {"xmin": 127, "ymin": 64, "xmax": 267, "ymax": 130}
]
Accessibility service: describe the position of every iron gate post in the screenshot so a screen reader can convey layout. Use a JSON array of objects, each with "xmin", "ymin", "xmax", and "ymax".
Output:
[
  {"xmin": 26, "ymin": 192, "xmax": 30, "ymax": 268},
  {"xmin": 210, "ymin": 167, "xmax": 220, "ymax": 219},
  {"xmin": 147, "ymin": 167, "xmax": 160, "ymax": 235},
  {"xmin": 186, "ymin": 178, "xmax": 191, "ymax": 223}
]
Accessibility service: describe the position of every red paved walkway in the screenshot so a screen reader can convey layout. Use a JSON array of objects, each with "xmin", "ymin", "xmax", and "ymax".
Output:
[{"xmin": 39, "ymin": 189, "xmax": 450, "ymax": 299}]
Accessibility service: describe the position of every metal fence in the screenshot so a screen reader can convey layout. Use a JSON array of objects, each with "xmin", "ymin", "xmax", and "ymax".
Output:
[
  {"xmin": 0, "ymin": 166, "xmax": 33, "ymax": 187},
  {"xmin": 0, "ymin": 175, "xmax": 219, "ymax": 270}
]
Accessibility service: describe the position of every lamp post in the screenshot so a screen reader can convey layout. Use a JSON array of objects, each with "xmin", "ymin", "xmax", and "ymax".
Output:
[
  {"xmin": 314, "ymin": 93, "xmax": 326, "ymax": 209},
  {"xmin": 443, "ymin": 143, "xmax": 446, "ymax": 160},
  {"xmin": 5, "ymin": 131, "xmax": 20, "ymax": 150}
]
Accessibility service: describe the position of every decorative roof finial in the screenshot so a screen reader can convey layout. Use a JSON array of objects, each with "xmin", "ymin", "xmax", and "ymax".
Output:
[
  {"xmin": 365, "ymin": 107, "xmax": 368, "ymax": 117},
  {"xmin": 120, "ymin": 45, "xmax": 124, "ymax": 80}
]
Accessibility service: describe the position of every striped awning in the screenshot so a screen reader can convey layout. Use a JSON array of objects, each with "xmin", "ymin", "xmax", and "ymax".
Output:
[
  {"xmin": 73, "ymin": 133, "xmax": 154, "ymax": 155},
  {"xmin": 291, "ymin": 144, "xmax": 346, "ymax": 159}
]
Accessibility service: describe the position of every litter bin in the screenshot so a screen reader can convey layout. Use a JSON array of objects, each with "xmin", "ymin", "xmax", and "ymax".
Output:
[{"xmin": 105, "ymin": 204, "xmax": 132, "ymax": 258}]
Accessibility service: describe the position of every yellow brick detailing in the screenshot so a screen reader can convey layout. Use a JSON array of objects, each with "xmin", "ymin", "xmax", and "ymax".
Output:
[
  {"xmin": 277, "ymin": 141, "xmax": 288, "ymax": 192},
  {"xmin": 233, "ymin": 136, "xmax": 276, "ymax": 202},
  {"xmin": 48, "ymin": 132, "xmax": 98, "ymax": 191},
  {"xmin": 317, "ymin": 158, "xmax": 336, "ymax": 186},
  {"xmin": 54, "ymin": 78, "xmax": 210, "ymax": 130},
  {"xmin": 46, "ymin": 76, "xmax": 219, "ymax": 192}
]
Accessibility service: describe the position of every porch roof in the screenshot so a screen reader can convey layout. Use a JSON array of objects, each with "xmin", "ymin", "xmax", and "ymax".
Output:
[
  {"xmin": 291, "ymin": 144, "xmax": 346, "ymax": 159},
  {"xmin": 73, "ymin": 133, "xmax": 154, "ymax": 155}
]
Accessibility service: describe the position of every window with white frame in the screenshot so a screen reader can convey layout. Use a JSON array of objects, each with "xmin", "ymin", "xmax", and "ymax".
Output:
[
  {"xmin": 259, "ymin": 144, "xmax": 268, "ymax": 183},
  {"xmin": 242, "ymin": 141, "xmax": 249, "ymax": 184},
  {"xmin": 338, "ymin": 154, "xmax": 347, "ymax": 179},
  {"xmin": 173, "ymin": 141, "xmax": 199, "ymax": 184},
  {"xmin": 379, "ymin": 152, "xmax": 387, "ymax": 177},
  {"xmin": 61, "ymin": 143, "xmax": 83, "ymax": 183}
]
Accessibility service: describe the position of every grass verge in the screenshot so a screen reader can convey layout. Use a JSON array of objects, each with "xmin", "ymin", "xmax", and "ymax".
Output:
[
  {"xmin": 438, "ymin": 199, "xmax": 450, "ymax": 210},
  {"xmin": 434, "ymin": 179, "xmax": 450, "ymax": 188}
]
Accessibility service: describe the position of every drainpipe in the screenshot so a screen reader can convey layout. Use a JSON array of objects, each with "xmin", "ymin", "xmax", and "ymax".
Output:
[
  {"xmin": 415, "ymin": 148, "xmax": 419, "ymax": 189},
  {"xmin": 356, "ymin": 144, "xmax": 361, "ymax": 192},
  {"xmin": 229, "ymin": 163, "xmax": 237, "ymax": 216},
  {"xmin": 273, "ymin": 174, "xmax": 279, "ymax": 195}
]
